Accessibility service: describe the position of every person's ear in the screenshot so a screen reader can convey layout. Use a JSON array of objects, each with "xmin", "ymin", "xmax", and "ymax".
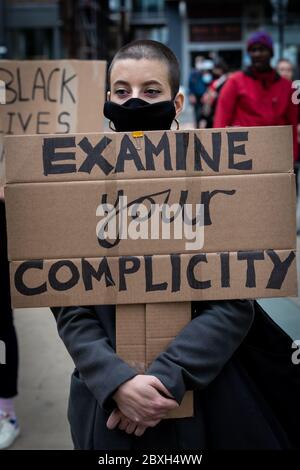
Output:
[
  {"xmin": 174, "ymin": 91, "xmax": 184, "ymax": 118},
  {"xmin": 107, "ymin": 90, "xmax": 111, "ymax": 101}
]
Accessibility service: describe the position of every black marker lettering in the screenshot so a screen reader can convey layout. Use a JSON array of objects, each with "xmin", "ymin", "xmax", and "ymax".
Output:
[
  {"xmin": 115, "ymin": 135, "xmax": 145, "ymax": 173},
  {"xmin": 227, "ymin": 131, "xmax": 252, "ymax": 170},
  {"xmin": 119, "ymin": 256, "xmax": 140, "ymax": 291},
  {"xmin": 82, "ymin": 258, "xmax": 115, "ymax": 290},
  {"xmin": 48, "ymin": 260, "xmax": 79, "ymax": 291},
  {"xmin": 15, "ymin": 260, "xmax": 47, "ymax": 296},
  {"xmin": 145, "ymin": 255, "xmax": 168, "ymax": 292},
  {"xmin": 43, "ymin": 136, "xmax": 76, "ymax": 175},
  {"xmin": 194, "ymin": 132, "xmax": 221, "ymax": 172},
  {"xmin": 78, "ymin": 136, "xmax": 113, "ymax": 175},
  {"xmin": 237, "ymin": 251, "xmax": 264, "ymax": 287},
  {"xmin": 266, "ymin": 249, "xmax": 296, "ymax": 289},
  {"xmin": 144, "ymin": 133, "xmax": 172, "ymax": 170},
  {"xmin": 187, "ymin": 254, "xmax": 211, "ymax": 289}
]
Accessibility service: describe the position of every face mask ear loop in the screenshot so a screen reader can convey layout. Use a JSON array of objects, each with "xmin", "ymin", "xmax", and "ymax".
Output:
[
  {"xmin": 109, "ymin": 120, "xmax": 116, "ymax": 132},
  {"xmin": 173, "ymin": 118, "xmax": 180, "ymax": 130}
]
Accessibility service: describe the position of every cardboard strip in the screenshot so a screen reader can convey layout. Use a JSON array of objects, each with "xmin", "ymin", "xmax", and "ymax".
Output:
[
  {"xmin": 5, "ymin": 173, "xmax": 296, "ymax": 261},
  {"xmin": 10, "ymin": 249, "xmax": 297, "ymax": 308},
  {"xmin": 116, "ymin": 304, "xmax": 146, "ymax": 374},
  {"xmin": 4, "ymin": 126, "xmax": 294, "ymax": 184},
  {"xmin": 117, "ymin": 302, "xmax": 193, "ymax": 419}
]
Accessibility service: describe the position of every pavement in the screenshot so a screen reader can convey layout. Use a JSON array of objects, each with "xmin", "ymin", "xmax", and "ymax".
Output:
[
  {"xmin": 11, "ymin": 308, "xmax": 74, "ymax": 450},
  {"xmin": 6, "ymin": 102, "xmax": 300, "ymax": 449}
]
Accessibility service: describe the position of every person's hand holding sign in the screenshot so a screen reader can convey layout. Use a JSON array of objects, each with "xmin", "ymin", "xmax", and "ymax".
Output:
[{"xmin": 107, "ymin": 375, "xmax": 178, "ymax": 435}]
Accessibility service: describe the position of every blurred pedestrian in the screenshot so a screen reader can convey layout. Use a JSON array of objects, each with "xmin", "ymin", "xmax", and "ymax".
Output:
[
  {"xmin": 276, "ymin": 58, "xmax": 300, "ymax": 196},
  {"xmin": 202, "ymin": 59, "xmax": 229, "ymax": 128},
  {"xmin": 214, "ymin": 31, "xmax": 298, "ymax": 162},
  {"xmin": 188, "ymin": 56, "xmax": 213, "ymax": 128},
  {"xmin": 0, "ymin": 190, "xmax": 20, "ymax": 449},
  {"xmin": 276, "ymin": 58, "xmax": 294, "ymax": 81}
]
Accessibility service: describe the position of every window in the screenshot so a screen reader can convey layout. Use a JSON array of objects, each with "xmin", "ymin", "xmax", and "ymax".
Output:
[{"xmin": 132, "ymin": 0, "xmax": 164, "ymax": 13}]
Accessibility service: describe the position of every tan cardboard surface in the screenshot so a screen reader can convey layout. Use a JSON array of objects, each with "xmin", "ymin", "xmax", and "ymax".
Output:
[
  {"xmin": 116, "ymin": 302, "xmax": 193, "ymax": 419},
  {"xmin": 5, "ymin": 126, "xmax": 293, "ymax": 184},
  {"xmin": 116, "ymin": 304, "xmax": 146, "ymax": 373},
  {"xmin": 9, "ymin": 249, "xmax": 297, "ymax": 307},
  {"xmin": 5, "ymin": 174, "xmax": 296, "ymax": 261},
  {"xmin": 0, "ymin": 60, "xmax": 106, "ymax": 135},
  {"xmin": 145, "ymin": 302, "xmax": 192, "ymax": 365}
]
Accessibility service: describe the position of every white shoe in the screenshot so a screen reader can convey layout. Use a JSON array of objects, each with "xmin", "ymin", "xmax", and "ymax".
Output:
[{"xmin": 0, "ymin": 411, "xmax": 20, "ymax": 449}]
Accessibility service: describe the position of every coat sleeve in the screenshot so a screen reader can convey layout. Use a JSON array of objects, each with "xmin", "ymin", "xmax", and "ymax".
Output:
[
  {"xmin": 145, "ymin": 299, "xmax": 255, "ymax": 404},
  {"xmin": 51, "ymin": 305, "xmax": 138, "ymax": 413},
  {"xmin": 213, "ymin": 75, "xmax": 239, "ymax": 128},
  {"xmin": 285, "ymin": 88, "xmax": 299, "ymax": 161}
]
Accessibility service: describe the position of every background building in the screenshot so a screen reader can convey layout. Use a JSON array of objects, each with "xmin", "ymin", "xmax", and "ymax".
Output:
[
  {"xmin": 0, "ymin": 0, "xmax": 299, "ymax": 88},
  {"xmin": 168, "ymin": 0, "xmax": 300, "ymax": 87}
]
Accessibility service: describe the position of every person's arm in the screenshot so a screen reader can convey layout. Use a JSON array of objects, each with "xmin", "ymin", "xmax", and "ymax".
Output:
[
  {"xmin": 51, "ymin": 305, "xmax": 138, "ymax": 413},
  {"xmin": 213, "ymin": 75, "xmax": 238, "ymax": 128},
  {"xmin": 145, "ymin": 299, "xmax": 255, "ymax": 405},
  {"xmin": 285, "ymin": 90, "xmax": 298, "ymax": 161}
]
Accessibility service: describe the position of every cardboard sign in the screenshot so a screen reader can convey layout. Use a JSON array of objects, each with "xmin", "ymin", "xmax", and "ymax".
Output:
[
  {"xmin": 4, "ymin": 125, "xmax": 297, "ymax": 419},
  {"xmin": 4, "ymin": 126, "xmax": 297, "ymax": 308},
  {"xmin": 0, "ymin": 59, "xmax": 106, "ymax": 187}
]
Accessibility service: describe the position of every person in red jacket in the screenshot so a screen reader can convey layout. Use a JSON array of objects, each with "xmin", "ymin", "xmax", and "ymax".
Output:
[{"xmin": 214, "ymin": 31, "xmax": 298, "ymax": 161}]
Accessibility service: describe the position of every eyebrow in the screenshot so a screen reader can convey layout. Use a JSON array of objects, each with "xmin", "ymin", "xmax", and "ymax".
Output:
[{"xmin": 112, "ymin": 79, "xmax": 163, "ymax": 87}]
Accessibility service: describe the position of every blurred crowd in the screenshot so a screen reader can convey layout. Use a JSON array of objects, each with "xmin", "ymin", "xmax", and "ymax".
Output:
[{"xmin": 188, "ymin": 31, "xmax": 299, "ymax": 180}]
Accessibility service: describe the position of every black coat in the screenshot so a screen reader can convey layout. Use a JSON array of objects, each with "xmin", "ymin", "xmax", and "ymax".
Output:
[{"xmin": 51, "ymin": 300, "xmax": 300, "ymax": 450}]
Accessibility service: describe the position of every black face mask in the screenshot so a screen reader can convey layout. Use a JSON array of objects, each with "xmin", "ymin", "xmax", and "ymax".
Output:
[{"xmin": 103, "ymin": 97, "xmax": 176, "ymax": 132}]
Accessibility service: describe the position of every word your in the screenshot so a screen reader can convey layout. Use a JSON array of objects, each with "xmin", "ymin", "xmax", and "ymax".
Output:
[{"xmin": 96, "ymin": 195, "xmax": 205, "ymax": 250}]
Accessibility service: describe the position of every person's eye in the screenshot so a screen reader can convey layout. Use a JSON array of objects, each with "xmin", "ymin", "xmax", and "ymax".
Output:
[
  {"xmin": 115, "ymin": 89, "xmax": 129, "ymax": 96},
  {"xmin": 145, "ymin": 89, "xmax": 161, "ymax": 96}
]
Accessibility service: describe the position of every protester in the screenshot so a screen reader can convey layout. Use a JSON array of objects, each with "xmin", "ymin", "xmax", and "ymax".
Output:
[
  {"xmin": 276, "ymin": 58, "xmax": 294, "ymax": 81},
  {"xmin": 276, "ymin": 58, "xmax": 300, "ymax": 196},
  {"xmin": 214, "ymin": 31, "xmax": 298, "ymax": 162},
  {"xmin": 201, "ymin": 59, "xmax": 229, "ymax": 128},
  {"xmin": 0, "ymin": 192, "xmax": 20, "ymax": 449},
  {"xmin": 51, "ymin": 39, "xmax": 299, "ymax": 450},
  {"xmin": 188, "ymin": 56, "xmax": 213, "ymax": 128}
]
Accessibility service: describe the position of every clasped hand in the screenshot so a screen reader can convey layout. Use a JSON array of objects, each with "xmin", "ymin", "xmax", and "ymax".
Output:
[{"xmin": 106, "ymin": 375, "xmax": 178, "ymax": 436}]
